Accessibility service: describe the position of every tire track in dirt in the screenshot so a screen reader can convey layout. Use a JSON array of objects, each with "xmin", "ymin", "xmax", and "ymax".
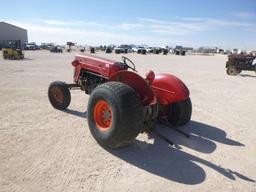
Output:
[
  {"xmin": 9, "ymin": 179, "xmax": 27, "ymax": 192},
  {"xmin": 54, "ymin": 136, "xmax": 79, "ymax": 189},
  {"xmin": 22, "ymin": 136, "xmax": 64, "ymax": 176},
  {"xmin": 19, "ymin": 126, "xmax": 67, "ymax": 190},
  {"xmin": 73, "ymin": 132, "xmax": 91, "ymax": 192},
  {"xmin": 60, "ymin": 128, "xmax": 85, "ymax": 191}
]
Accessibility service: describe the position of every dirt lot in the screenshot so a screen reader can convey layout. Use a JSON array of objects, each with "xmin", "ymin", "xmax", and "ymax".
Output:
[{"xmin": 0, "ymin": 50, "xmax": 255, "ymax": 192}]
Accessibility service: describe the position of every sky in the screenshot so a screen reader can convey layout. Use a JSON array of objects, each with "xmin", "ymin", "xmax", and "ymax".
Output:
[{"xmin": 1, "ymin": 0, "xmax": 256, "ymax": 50}]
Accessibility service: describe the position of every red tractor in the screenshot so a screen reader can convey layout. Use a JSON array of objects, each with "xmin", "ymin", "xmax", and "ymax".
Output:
[{"xmin": 48, "ymin": 54, "xmax": 192, "ymax": 149}]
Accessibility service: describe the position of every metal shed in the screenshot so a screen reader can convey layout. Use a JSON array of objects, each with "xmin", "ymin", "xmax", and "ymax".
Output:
[{"xmin": 0, "ymin": 22, "xmax": 28, "ymax": 49}]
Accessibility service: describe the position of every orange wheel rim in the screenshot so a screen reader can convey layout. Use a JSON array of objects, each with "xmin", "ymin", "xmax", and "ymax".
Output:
[
  {"xmin": 93, "ymin": 100, "xmax": 112, "ymax": 131},
  {"xmin": 51, "ymin": 87, "xmax": 64, "ymax": 103}
]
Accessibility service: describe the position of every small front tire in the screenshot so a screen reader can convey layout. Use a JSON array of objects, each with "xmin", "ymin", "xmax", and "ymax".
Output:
[
  {"xmin": 48, "ymin": 81, "xmax": 71, "ymax": 110},
  {"xmin": 226, "ymin": 66, "xmax": 241, "ymax": 76}
]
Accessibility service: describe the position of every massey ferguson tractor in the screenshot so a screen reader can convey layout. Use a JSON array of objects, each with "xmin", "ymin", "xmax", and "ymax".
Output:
[{"xmin": 48, "ymin": 54, "xmax": 192, "ymax": 149}]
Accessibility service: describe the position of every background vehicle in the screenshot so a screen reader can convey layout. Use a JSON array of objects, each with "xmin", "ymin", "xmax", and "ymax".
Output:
[
  {"xmin": 226, "ymin": 54, "xmax": 256, "ymax": 75},
  {"xmin": 174, "ymin": 46, "xmax": 186, "ymax": 56},
  {"xmin": 153, "ymin": 47, "xmax": 162, "ymax": 54},
  {"xmin": 48, "ymin": 54, "xmax": 192, "ymax": 149},
  {"xmin": 146, "ymin": 47, "xmax": 154, "ymax": 53},
  {"xmin": 120, "ymin": 45, "xmax": 132, "ymax": 53},
  {"xmin": 77, "ymin": 45, "xmax": 85, "ymax": 52},
  {"xmin": 105, "ymin": 46, "xmax": 112, "ymax": 53},
  {"xmin": 132, "ymin": 46, "xmax": 138, "ymax": 52},
  {"xmin": 23, "ymin": 43, "xmax": 40, "ymax": 50},
  {"xmin": 50, "ymin": 46, "xmax": 63, "ymax": 53},
  {"xmin": 40, "ymin": 43, "xmax": 55, "ymax": 50},
  {"xmin": 2, "ymin": 41, "xmax": 24, "ymax": 60},
  {"xmin": 162, "ymin": 48, "xmax": 169, "ymax": 55},
  {"xmin": 90, "ymin": 47, "xmax": 95, "ymax": 53},
  {"xmin": 136, "ymin": 46, "xmax": 146, "ymax": 54},
  {"xmin": 114, "ymin": 46, "xmax": 126, "ymax": 54}
]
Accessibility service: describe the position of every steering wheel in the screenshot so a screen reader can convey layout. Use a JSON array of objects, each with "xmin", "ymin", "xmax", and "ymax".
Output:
[{"xmin": 121, "ymin": 56, "xmax": 137, "ymax": 72}]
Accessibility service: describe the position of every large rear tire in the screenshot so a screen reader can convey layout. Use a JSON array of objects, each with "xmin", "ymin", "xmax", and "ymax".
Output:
[
  {"xmin": 167, "ymin": 98, "xmax": 192, "ymax": 126},
  {"xmin": 87, "ymin": 82, "xmax": 143, "ymax": 149},
  {"xmin": 48, "ymin": 81, "xmax": 71, "ymax": 110}
]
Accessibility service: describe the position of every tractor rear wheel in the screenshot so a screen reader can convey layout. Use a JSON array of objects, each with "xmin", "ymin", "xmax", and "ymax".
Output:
[
  {"xmin": 167, "ymin": 98, "xmax": 192, "ymax": 126},
  {"xmin": 48, "ymin": 81, "xmax": 71, "ymax": 110},
  {"xmin": 87, "ymin": 82, "xmax": 143, "ymax": 149},
  {"xmin": 226, "ymin": 66, "xmax": 241, "ymax": 76}
]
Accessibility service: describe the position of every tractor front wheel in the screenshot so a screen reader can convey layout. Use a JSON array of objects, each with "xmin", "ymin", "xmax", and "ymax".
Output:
[
  {"xmin": 167, "ymin": 98, "xmax": 192, "ymax": 126},
  {"xmin": 226, "ymin": 66, "xmax": 241, "ymax": 76},
  {"xmin": 87, "ymin": 82, "xmax": 143, "ymax": 149},
  {"xmin": 48, "ymin": 81, "xmax": 71, "ymax": 110}
]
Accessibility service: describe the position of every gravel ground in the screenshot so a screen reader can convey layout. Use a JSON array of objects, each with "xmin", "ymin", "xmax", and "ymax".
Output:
[{"xmin": 0, "ymin": 50, "xmax": 255, "ymax": 192}]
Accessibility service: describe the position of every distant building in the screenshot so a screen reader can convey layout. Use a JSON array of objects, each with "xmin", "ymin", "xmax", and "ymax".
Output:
[{"xmin": 0, "ymin": 22, "xmax": 28, "ymax": 49}]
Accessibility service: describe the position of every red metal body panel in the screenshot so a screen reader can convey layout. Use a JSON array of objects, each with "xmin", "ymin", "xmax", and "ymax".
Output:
[
  {"xmin": 71, "ymin": 54, "xmax": 190, "ymax": 106},
  {"xmin": 110, "ymin": 71, "xmax": 156, "ymax": 106},
  {"xmin": 152, "ymin": 74, "xmax": 190, "ymax": 105},
  {"xmin": 72, "ymin": 54, "xmax": 127, "ymax": 82}
]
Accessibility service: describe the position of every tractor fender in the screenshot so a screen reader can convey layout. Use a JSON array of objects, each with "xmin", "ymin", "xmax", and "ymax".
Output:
[
  {"xmin": 152, "ymin": 74, "xmax": 190, "ymax": 105},
  {"xmin": 109, "ymin": 71, "xmax": 156, "ymax": 106}
]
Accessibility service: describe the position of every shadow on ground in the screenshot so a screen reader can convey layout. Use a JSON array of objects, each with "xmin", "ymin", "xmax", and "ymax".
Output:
[
  {"xmin": 239, "ymin": 74, "xmax": 256, "ymax": 78},
  {"xmin": 109, "ymin": 121, "xmax": 254, "ymax": 185},
  {"xmin": 61, "ymin": 109, "xmax": 254, "ymax": 184},
  {"xmin": 170, "ymin": 121, "xmax": 245, "ymax": 152}
]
